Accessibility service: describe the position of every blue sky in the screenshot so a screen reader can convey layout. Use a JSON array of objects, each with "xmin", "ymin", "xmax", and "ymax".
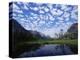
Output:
[{"xmin": 10, "ymin": 2, "xmax": 78, "ymax": 38}]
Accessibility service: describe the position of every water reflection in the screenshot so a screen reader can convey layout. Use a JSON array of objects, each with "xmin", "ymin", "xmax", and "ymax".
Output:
[{"xmin": 19, "ymin": 44, "xmax": 74, "ymax": 57}]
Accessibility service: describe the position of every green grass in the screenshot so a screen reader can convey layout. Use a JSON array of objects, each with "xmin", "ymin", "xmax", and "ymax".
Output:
[{"xmin": 23, "ymin": 39, "xmax": 78, "ymax": 46}]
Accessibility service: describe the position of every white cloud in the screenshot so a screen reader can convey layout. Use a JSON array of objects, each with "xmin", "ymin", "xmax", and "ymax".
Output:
[
  {"xmin": 39, "ymin": 20, "xmax": 45, "ymax": 24},
  {"xmin": 61, "ymin": 5, "xmax": 67, "ymax": 10},
  {"xmin": 30, "ymin": 13, "xmax": 34, "ymax": 16},
  {"xmin": 48, "ymin": 14, "xmax": 55, "ymax": 21},
  {"xmin": 12, "ymin": 16, "xmax": 19, "ymax": 20},
  {"xmin": 23, "ymin": 4, "xmax": 28, "ymax": 10},
  {"xmin": 51, "ymin": 8, "xmax": 57, "ymax": 12},
  {"xmin": 33, "ymin": 7, "xmax": 39, "ymax": 11},
  {"xmin": 39, "ymin": 10, "xmax": 45, "ymax": 14},
  {"xmin": 70, "ymin": 7, "xmax": 78, "ymax": 20},
  {"xmin": 39, "ymin": 14, "xmax": 45, "ymax": 20},
  {"xmin": 17, "ymin": 2, "xmax": 22, "ymax": 5},
  {"xmin": 12, "ymin": 13, "xmax": 16, "ymax": 17},
  {"xmin": 62, "ymin": 12, "xmax": 70, "ymax": 18},
  {"xmin": 31, "ymin": 23, "xmax": 36, "ymax": 30},
  {"xmin": 56, "ymin": 22, "xmax": 60, "ymax": 25},
  {"xmin": 37, "ymin": 18, "xmax": 40, "ymax": 21},
  {"xmin": 25, "ymin": 15, "xmax": 28, "ymax": 18},
  {"xmin": 65, "ymin": 18, "xmax": 69, "ymax": 21},
  {"xmin": 25, "ymin": 25, "xmax": 31, "ymax": 30},
  {"xmin": 13, "ymin": 9, "xmax": 23, "ymax": 13},
  {"xmin": 51, "ymin": 8, "xmax": 63, "ymax": 16},
  {"xmin": 33, "ymin": 20, "xmax": 38, "ymax": 26},
  {"xmin": 30, "ymin": 7, "xmax": 39, "ymax": 11},
  {"xmin": 57, "ymin": 17, "xmax": 64, "ymax": 21},
  {"xmin": 13, "ymin": 3, "xmax": 20, "ymax": 10},
  {"xmin": 57, "ymin": 9, "xmax": 63, "ymax": 16},
  {"xmin": 45, "ymin": 15, "xmax": 49, "ymax": 20},
  {"xmin": 66, "ymin": 22, "xmax": 73, "ymax": 26},
  {"xmin": 18, "ymin": 14, "xmax": 24, "ymax": 17},
  {"xmin": 22, "ymin": 21, "xmax": 32, "ymax": 30},
  {"xmin": 64, "ymin": 7, "xmax": 72, "ymax": 11},
  {"xmin": 29, "ymin": 17, "xmax": 34, "ymax": 20},
  {"xmin": 38, "ymin": 5, "xmax": 46, "ymax": 10},
  {"xmin": 20, "ymin": 18, "xmax": 26, "ymax": 21},
  {"xmin": 41, "ymin": 6, "xmax": 50, "ymax": 12},
  {"xmin": 12, "ymin": 16, "xmax": 16, "ymax": 20},
  {"xmin": 30, "ymin": 13, "xmax": 38, "ymax": 17},
  {"xmin": 72, "ymin": 6, "xmax": 78, "ymax": 13},
  {"xmin": 33, "ymin": 16, "xmax": 38, "ymax": 20},
  {"xmin": 71, "ymin": 12, "xmax": 77, "ymax": 20},
  {"xmin": 39, "ymin": 14, "xmax": 49, "ymax": 21},
  {"xmin": 48, "ymin": 4, "xmax": 53, "ymax": 10},
  {"xmin": 12, "ymin": 3, "xmax": 23, "ymax": 13}
]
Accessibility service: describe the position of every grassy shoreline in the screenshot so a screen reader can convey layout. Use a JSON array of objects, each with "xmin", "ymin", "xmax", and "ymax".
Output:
[{"xmin": 23, "ymin": 39, "xmax": 78, "ymax": 46}]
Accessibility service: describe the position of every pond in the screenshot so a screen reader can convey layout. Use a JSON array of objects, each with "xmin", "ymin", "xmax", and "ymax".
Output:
[{"xmin": 19, "ymin": 44, "xmax": 75, "ymax": 57}]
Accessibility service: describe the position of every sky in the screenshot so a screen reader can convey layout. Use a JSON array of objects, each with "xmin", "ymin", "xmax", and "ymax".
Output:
[{"xmin": 9, "ymin": 2, "xmax": 78, "ymax": 38}]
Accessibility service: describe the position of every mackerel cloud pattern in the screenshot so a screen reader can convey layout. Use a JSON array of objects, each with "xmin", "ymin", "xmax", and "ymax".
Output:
[{"xmin": 10, "ymin": 2, "xmax": 78, "ymax": 38}]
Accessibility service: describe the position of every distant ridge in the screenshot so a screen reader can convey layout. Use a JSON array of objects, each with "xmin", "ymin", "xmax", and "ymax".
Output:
[{"xmin": 68, "ymin": 23, "xmax": 78, "ymax": 33}]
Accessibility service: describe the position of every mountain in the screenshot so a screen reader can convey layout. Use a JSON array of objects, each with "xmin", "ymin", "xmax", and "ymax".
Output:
[
  {"xmin": 65, "ymin": 23, "xmax": 78, "ymax": 39},
  {"xmin": 68, "ymin": 23, "xmax": 78, "ymax": 33},
  {"xmin": 9, "ymin": 19, "xmax": 50, "ymax": 58},
  {"xmin": 31, "ymin": 30, "xmax": 49, "ymax": 39},
  {"xmin": 9, "ymin": 19, "xmax": 48, "ymax": 43},
  {"xmin": 9, "ymin": 19, "xmax": 43, "ymax": 57},
  {"xmin": 9, "ymin": 19, "xmax": 29, "ymax": 33},
  {"xmin": 9, "ymin": 19, "xmax": 34, "ymax": 43}
]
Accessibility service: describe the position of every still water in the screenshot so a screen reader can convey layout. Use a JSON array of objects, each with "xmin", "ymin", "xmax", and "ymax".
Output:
[{"xmin": 19, "ymin": 44, "xmax": 74, "ymax": 57}]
